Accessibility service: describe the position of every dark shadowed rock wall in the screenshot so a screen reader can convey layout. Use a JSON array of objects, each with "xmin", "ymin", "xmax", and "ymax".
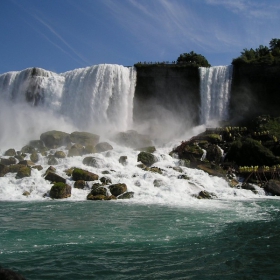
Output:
[
  {"xmin": 133, "ymin": 65, "xmax": 201, "ymax": 132},
  {"xmin": 230, "ymin": 64, "xmax": 280, "ymax": 123}
]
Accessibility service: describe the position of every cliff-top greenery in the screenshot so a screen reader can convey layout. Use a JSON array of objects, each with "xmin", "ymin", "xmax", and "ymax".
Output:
[
  {"xmin": 232, "ymin": 38, "xmax": 280, "ymax": 66},
  {"xmin": 134, "ymin": 51, "xmax": 211, "ymax": 68}
]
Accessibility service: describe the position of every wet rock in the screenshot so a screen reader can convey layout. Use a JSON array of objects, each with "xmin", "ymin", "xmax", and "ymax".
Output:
[
  {"xmin": 137, "ymin": 151, "xmax": 158, "ymax": 167},
  {"xmin": 83, "ymin": 145, "xmax": 96, "ymax": 154},
  {"xmin": 40, "ymin": 130, "xmax": 70, "ymax": 148},
  {"xmin": 22, "ymin": 191, "xmax": 31, "ymax": 196},
  {"xmin": 16, "ymin": 166, "xmax": 31, "ymax": 179},
  {"xmin": 119, "ymin": 156, "xmax": 128, "ymax": 165},
  {"xmin": 29, "ymin": 140, "xmax": 45, "ymax": 150},
  {"xmin": 109, "ymin": 183, "xmax": 127, "ymax": 196},
  {"xmin": 265, "ymin": 180, "xmax": 280, "ymax": 196},
  {"xmin": 72, "ymin": 168, "xmax": 99, "ymax": 181},
  {"xmin": 44, "ymin": 171, "xmax": 66, "ymax": 183},
  {"xmin": 54, "ymin": 151, "xmax": 66, "ymax": 158},
  {"xmin": 90, "ymin": 184, "xmax": 107, "ymax": 196},
  {"xmin": 0, "ymin": 157, "xmax": 17, "ymax": 165},
  {"xmin": 68, "ymin": 144, "xmax": 84, "ymax": 157},
  {"xmin": 30, "ymin": 152, "xmax": 39, "ymax": 163},
  {"xmin": 195, "ymin": 190, "xmax": 217, "ymax": 199},
  {"xmin": 50, "ymin": 182, "xmax": 71, "ymax": 199},
  {"xmin": 95, "ymin": 142, "xmax": 113, "ymax": 153},
  {"xmin": 153, "ymin": 179, "xmax": 165, "ymax": 187},
  {"xmin": 0, "ymin": 164, "xmax": 9, "ymax": 177},
  {"xmin": 118, "ymin": 192, "xmax": 134, "ymax": 199},
  {"xmin": 32, "ymin": 165, "xmax": 43, "ymax": 171},
  {"xmin": 4, "ymin": 149, "xmax": 16, "ymax": 156},
  {"xmin": 18, "ymin": 160, "xmax": 35, "ymax": 166},
  {"xmin": 82, "ymin": 156, "xmax": 105, "ymax": 168},
  {"xmin": 47, "ymin": 156, "xmax": 58, "ymax": 165},
  {"xmin": 70, "ymin": 131, "xmax": 99, "ymax": 146},
  {"xmin": 100, "ymin": 176, "xmax": 112, "ymax": 185},
  {"xmin": 74, "ymin": 180, "xmax": 87, "ymax": 189},
  {"xmin": 21, "ymin": 145, "xmax": 36, "ymax": 154}
]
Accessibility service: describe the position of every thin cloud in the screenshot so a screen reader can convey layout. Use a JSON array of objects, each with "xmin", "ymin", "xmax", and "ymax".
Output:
[
  {"xmin": 32, "ymin": 15, "xmax": 91, "ymax": 66},
  {"xmin": 205, "ymin": 0, "xmax": 280, "ymax": 19}
]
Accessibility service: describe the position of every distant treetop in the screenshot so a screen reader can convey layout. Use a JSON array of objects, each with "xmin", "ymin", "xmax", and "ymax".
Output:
[
  {"xmin": 232, "ymin": 38, "xmax": 280, "ymax": 65},
  {"xmin": 176, "ymin": 51, "xmax": 211, "ymax": 67},
  {"xmin": 134, "ymin": 51, "xmax": 211, "ymax": 68}
]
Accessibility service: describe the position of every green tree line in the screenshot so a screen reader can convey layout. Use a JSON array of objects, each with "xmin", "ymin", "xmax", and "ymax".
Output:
[{"xmin": 232, "ymin": 38, "xmax": 280, "ymax": 65}]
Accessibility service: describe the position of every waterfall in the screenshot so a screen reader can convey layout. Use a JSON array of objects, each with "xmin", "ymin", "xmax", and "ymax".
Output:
[
  {"xmin": 199, "ymin": 65, "xmax": 233, "ymax": 125},
  {"xmin": 0, "ymin": 64, "xmax": 136, "ymax": 131},
  {"xmin": 0, "ymin": 65, "xmax": 136, "ymax": 149}
]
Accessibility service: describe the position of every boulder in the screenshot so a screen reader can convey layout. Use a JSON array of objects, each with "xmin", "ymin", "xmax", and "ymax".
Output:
[
  {"xmin": 32, "ymin": 165, "xmax": 43, "ymax": 171},
  {"xmin": 21, "ymin": 145, "xmax": 36, "ymax": 154},
  {"xmin": 109, "ymin": 183, "xmax": 127, "ymax": 196},
  {"xmin": 68, "ymin": 144, "xmax": 84, "ymax": 157},
  {"xmin": 30, "ymin": 152, "xmax": 39, "ymax": 163},
  {"xmin": 95, "ymin": 142, "xmax": 113, "ymax": 153},
  {"xmin": 18, "ymin": 160, "xmax": 35, "ymax": 166},
  {"xmin": 0, "ymin": 157, "xmax": 17, "ymax": 165},
  {"xmin": 16, "ymin": 166, "xmax": 31, "ymax": 179},
  {"xmin": 0, "ymin": 164, "xmax": 9, "ymax": 177},
  {"xmin": 74, "ymin": 180, "xmax": 87, "ymax": 189},
  {"xmin": 44, "ymin": 171, "xmax": 66, "ymax": 183},
  {"xmin": 4, "ymin": 149, "xmax": 16, "ymax": 156},
  {"xmin": 49, "ymin": 182, "xmax": 71, "ymax": 199},
  {"xmin": 206, "ymin": 144, "xmax": 223, "ymax": 163},
  {"xmin": 70, "ymin": 131, "xmax": 99, "ymax": 146},
  {"xmin": 100, "ymin": 176, "xmax": 112, "ymax": 185},
  {"xmin": 47, "ymin": 156, "xmax": 58, "ymax": 165},
  {"xmin": 265, "ymin": 180, "xmax": 280, "ymax": 196},
  {"xmin": 119, "ymin": 156, "xmax": 127, "ymax": 165},
  {"xmin": 29, "ymin": 140, "xmax": 45, "ymax": 150},
  {"xmin": 137, "ymin": 152, "xmax": 158, "ymax": 167},
  {"xmin": 40, "ymin": 130, "xmax": 70, "ymax": 148},
  {"xmin": 86, "ymin": 194, "xmax": 107, "ymax": 200},
  {"xmin": 72, "ymin": 168, "xmax": 99, "ymax": 181},
  {"xmin": 113, "ymin": 130, "xmax": 153, "ymax": 148},
  {"xmin": 90, "ymin": 185, "xmax": 107, "ymax": 196},
  {"xmin": 196, "ymin": 190, "xmax": 217, "ymax": 199},
  {"xmin": 153, "ymin": 179, "xmax": 165, "ymax": 187},
  {"xmin": 8, "ymin": 164, "xmax": 26, "ymax": 173},
  {"xmin": 82, "ymin": 156, "xmax": 105, "ymax": 168},
  {"xmin": 83, "ymin": 145, "xmax": 96, "ymax": 154},
  {"xmin": 118, "ymin": 192, "xmax": 134, "ymax": 199},
  {"xmin": 54, "ymin": 151, "xmax": 66, "ymax": 158}
]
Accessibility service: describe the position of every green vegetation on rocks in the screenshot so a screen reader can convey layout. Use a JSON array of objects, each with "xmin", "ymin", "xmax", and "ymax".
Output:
[
  {"xmin": 137, "ymin": 151, "xmax": 158, "ymax": 167},
  {"xmin": 72, "ymin": 168, "xmax": 98, "ymax": 181},
  {"xmin": 49, "ymin": 182, "xmax": 71, "ymax": 199}
]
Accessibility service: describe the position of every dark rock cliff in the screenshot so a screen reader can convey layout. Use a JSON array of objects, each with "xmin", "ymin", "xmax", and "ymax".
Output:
[
  {"xmin": 229, "ymin": 64, "xmax": 280, "ymax": 123},
  {"xmin": 133, "ymin": 65, "xmax": 201, "ymax": 134}
]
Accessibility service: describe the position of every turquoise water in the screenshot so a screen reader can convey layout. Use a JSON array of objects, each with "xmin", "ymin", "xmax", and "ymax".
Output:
[{"xmin": 1, "ymin": 199, "xmax": 280, "ymax": 279}]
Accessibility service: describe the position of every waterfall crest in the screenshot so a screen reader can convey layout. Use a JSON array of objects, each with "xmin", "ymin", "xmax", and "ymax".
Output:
[
  {"xmin": 0, "ymin": 65, "xmax": 136, "ymax": 132},
  {"xmin": 199, "ymin": 65, "xmax": 233, "ymax": 125}
]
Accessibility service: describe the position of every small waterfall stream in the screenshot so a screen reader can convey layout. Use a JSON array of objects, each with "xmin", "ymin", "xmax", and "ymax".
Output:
[{"xmin": 199, "ymin": 65, "xmax": 233, "ymax": 125}]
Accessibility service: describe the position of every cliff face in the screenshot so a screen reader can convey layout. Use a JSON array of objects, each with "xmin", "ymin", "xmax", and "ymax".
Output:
[
  {"xmin": 230, "ymin": 64, "xmax": 280, "ymax": 123},
  {"xmin": 133, "ymin": 66, "xmax": 201, "ymax": 131}
]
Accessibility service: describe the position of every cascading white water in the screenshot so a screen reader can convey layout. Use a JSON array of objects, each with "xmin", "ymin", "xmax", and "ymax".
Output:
[
  {"xmin": 199, "ymin": 65, "xmax": 233, "ymax": 125},
  {"xmin": 0, "ymin": 64, "xmax": 136, "ymax": 149}
]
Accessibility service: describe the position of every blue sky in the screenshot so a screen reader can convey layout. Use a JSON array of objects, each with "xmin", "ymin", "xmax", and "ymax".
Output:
[{"xmin": 1, "ymin": 0, "xmax": 280, "ymax": 74}]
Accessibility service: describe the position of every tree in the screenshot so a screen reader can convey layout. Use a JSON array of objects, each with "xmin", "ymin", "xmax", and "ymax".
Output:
[
  {"xmin": 176, "ymin": 51, "xmax": 211, "ymax": 67},
  {"xmin": 269, "ymin": 38, "xmax": 280, "ymax": 51}
]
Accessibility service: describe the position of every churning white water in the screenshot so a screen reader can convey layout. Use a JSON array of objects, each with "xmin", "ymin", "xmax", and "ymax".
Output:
[
  {"xmin": 199, "ymin": 65, "xmax": 233, "ymax": 125},
  {"xmin": 0, "ymin": 65, "xmax": 136, "ymax": 149}
]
